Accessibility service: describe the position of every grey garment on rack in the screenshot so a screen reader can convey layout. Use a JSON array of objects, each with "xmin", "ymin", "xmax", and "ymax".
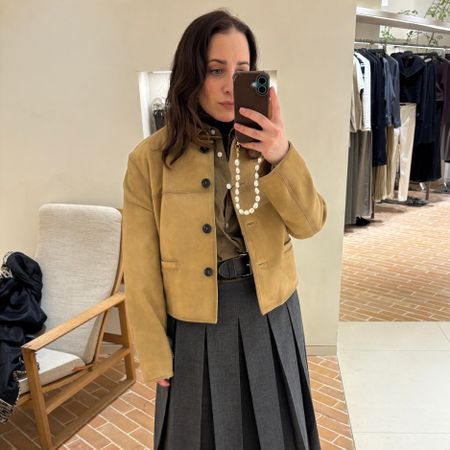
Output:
[
  {"xmin": 385, "ymin": 54, "xmax": 401, "ymax": 128},
  {"xmin": 345, "ymin": 131, "xmax": 373, "ymax": 225},
  {"xmin": 440, "ymin": 122, "xmax": 450, "ymax": 162},
  {"xmin": 383, "ymin": 57, "xmax": 393, "ymax": 127}
]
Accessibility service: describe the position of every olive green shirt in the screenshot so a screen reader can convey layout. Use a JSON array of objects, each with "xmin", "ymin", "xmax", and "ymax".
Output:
[
  {"xmin": 201, "ymin": 112, "xmax": 273, "ymax": 263},
  {"xmin": 210, "ymin": 125, "xmax": 247, "ymax": 262},
  {"xmin": 198, "ymin": 109, "xmax": 247, "ymax": 263}
]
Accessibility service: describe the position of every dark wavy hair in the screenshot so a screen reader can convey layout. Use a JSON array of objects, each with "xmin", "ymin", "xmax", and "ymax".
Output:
[{"xmin": 161, "ymin": 9, "xmax": 258, "ymax": 169}]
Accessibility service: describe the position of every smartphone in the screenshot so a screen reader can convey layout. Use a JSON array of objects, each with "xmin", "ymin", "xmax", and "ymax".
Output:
[{"xmin": 233, "ymin": 71, "xmax": 270, "ymax": 144}]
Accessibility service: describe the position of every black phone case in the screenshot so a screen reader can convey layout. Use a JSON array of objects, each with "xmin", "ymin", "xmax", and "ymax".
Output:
[{"xmin": 233, "ymin": 71, "xmax": 270, "ymax": 144}]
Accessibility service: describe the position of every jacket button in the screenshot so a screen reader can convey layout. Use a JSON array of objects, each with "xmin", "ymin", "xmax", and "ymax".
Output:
[
  {"xmin": 201, "ymin": 178, "xmax": 211, "ymax": 188},
  {"xmin": 202, "ymin": 224, "xmax": 212, "ymax": 233},
  {"xmin": 200, "ymin": 146, "xmax": 209, "ymax": 153},
  {"xmin": 204, "ymin": 267, "xmax": 214, "ymax": 277}
]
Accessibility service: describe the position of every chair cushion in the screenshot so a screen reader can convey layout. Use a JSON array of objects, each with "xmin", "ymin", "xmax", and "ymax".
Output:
[
  {"xmin": 18, "ymin": 348, "xmax": 85, "ymax": 395},
  {"xmin": 34, "ymin": 204, "xmax": 122, "ymax": 363}
]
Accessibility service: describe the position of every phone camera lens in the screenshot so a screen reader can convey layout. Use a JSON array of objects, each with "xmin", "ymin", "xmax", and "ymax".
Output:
[
  {"xmin": 258, "ymin": 85, "xmax": 267, "ymax": 95},
  {"xmin": 257, "ymin": 75, "xmax": 268, "ymax": 85}
]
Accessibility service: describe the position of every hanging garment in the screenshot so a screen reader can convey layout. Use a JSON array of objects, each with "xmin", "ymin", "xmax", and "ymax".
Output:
[
  {"xmin": 409, "ymin": 59, "xmax": 441, "ymax": 182},
  {"xmin": 373, "ymin": 161, "xmax": 388, "ymax": 201},
  {"xmin": 354, "ymin": 52, "xmax": 372, "ymax": 131},
  {"xmin": 444, "ymin": 161, "xmax": 450, "ymax": 180},
  {"xmin": 385, "ymin": 126, "xmax": 401, "ymax": 199},
  {"xmin": 350, "ymin": 55, "xmax": 365, "ymax": 133},
  {"xmin": 441, "ymin": 123, "xmax": 450, "ymax": 162},
  {"xmin": 345, "ymin": 131, "xmax": 373, "ymax": 225},
  {"xmin": 393, "ymin": 53, "xmax": 441, "ymax": 182},
  {"xmin": 397, "ymin": 103, "xmax": 417, "ymax": 201},
  {"xmin": 373, "ymin": 52, "xmax": 403, "ymax": 197},
  {"xmin": 445, "ymin": 54, "xmax": 450, "ymax": 123},
  {"xmin": 385, "ymin": 54, "xmax": 401, "ymax": 128},
  {"xmin": 359, "ymin": 49, "xmax": 387, "ymax": 166},
  {"xmin": 0, "ymin": 251, "xmax": 46, "ymax": 423},
  {"xmin": 154, "ymin": 277, "xmax": 321, "ymax": 450},
  {"xmin": 436, "ymin": 58, "xmax": 450, "ymax": 165},
  {"xmin": 435, "ymin": 56, "xmax": 450, "ymax": 125},
  {"xmin": 392, "ymin": 52, "xmax": 425, "ymax": 105}
]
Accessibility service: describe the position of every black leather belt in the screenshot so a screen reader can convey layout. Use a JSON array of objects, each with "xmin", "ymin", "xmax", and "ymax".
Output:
[{"xmin": 217, "ymin": 253, "xmax": 252, "ymax": 280}]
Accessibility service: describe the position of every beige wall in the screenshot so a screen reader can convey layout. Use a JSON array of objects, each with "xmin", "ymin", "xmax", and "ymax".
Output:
[{"xmin": 0, "ymin": 0, "xmax": 357, "ymax": 354}]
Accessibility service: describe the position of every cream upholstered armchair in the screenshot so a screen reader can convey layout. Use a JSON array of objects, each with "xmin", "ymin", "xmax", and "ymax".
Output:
[{"xmin": 17, "ymin": 203, "xmax": 136, "ymax": 449}]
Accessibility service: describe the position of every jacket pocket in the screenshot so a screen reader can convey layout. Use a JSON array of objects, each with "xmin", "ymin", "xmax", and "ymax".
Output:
[
  {"xmin": 281, "ymin": 239, "xmax": 298, "ymax": 287},
  {"xmin": 160, "ymin": 260, "xmax": 179, "ymax": 312},
  {"xmin": 161, "ymin": 259, "xmax": 178, "ymax": 270}
]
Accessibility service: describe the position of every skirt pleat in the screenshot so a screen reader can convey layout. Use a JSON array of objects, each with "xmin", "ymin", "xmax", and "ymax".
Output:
[
  {"xmin": 200, "ymin": 332, "xmax": 215, "ymax": 449},
  {"xmin": 268, "ymin": 320, "xmax": 301, "ymax": 450},
  {"xmin": 163, "ymin": 321, "xmax": 205, "ymax": 449},
  {"xmin": 238, "ymin": 320, "xmax": 261, "ymax": 449},
  {"xmin": 286, "ymin": 293, "xmax": 322, "ymax": 450},
  {"xmin": 238, "ymin": 299, "xmax": 286, "ymax": 449},
  {"xmin": 267, "ymin": 298, "xmax": 309, "ymax": 449},
  {"xmin": 206, "ymin": 296, "xmax": 243, "ymax": 450},
  {"xmin": 154, "ymin": 276, "xmax": 321, "ymax": 450}
]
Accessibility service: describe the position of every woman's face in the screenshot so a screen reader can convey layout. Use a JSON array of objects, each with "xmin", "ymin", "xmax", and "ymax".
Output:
[{"xmin": 199, "ymin": 29, "xmax": 250, "ymax": 122}]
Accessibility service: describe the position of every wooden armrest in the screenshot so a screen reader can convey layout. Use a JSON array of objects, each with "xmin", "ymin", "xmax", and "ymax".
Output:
[{"xmin": 22, "ymin": 292, "xmax": 125, "ymax": 353}]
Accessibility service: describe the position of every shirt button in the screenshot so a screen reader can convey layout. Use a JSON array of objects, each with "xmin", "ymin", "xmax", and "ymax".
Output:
[
  {"xmin": 201, "ymin": 178, "xmax": 211, "ymax": 188},
  {"xmin": 226, "ymin": 183, "xmax": 232, "ymax": 190},
  {"xmin": 209, "ymin": 128, "xmax": 216, "ymax": 135},
  {"xmin": 200, "ymin": 146, "xmax": 209, "ymax": 153},
  {"xmin": 202, "ymin": 224, "xmax": 212, "ymax": 233},
  {"xmin": 217, "ymin": 151, "xmax": 223, "ymax": 158},
  {"xmin": 204, "ymin": 267, "xmax": 214, "ymax": 277},
  {"xmin": 225, "ymin": 222, "xmax": 229, "ymax": 229}
]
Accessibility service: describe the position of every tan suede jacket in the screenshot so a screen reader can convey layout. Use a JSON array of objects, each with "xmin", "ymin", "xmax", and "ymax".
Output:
[{"xmin": 122, "ymin": 125, "xmax": 327, "ymax": 383}]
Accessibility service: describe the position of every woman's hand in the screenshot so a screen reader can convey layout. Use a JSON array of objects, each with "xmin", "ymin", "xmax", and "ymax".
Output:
[
  {"xmin": 233, "ymin": 86, "xmax": 289, "ymax": 166},
  {"xmin": 156, "ymin": 378, "xmax": 171, "ymax": 387}
]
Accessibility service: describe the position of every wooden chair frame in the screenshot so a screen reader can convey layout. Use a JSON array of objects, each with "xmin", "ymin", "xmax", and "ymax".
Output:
[{"xmin": 17, "ymin": 208, "xmax": 136, "ymax": 450}]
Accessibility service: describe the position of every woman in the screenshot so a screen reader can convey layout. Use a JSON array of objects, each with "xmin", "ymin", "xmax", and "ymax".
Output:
[{"xmin": 122, "ymin": 9, "xmax": 327, "ymax": 450}]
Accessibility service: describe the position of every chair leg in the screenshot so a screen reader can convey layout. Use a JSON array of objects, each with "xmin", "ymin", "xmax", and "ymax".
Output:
[
  {"xmin": 32, "ymin": 404, "xmax": 53, "ymax": 450},
  {"xmin": 21, "ymin": 350, "xmax": 53, "ymax": 450},
  {"xmin": 117, "ymin": 301, "xmax": 136, "ymax": 381}
]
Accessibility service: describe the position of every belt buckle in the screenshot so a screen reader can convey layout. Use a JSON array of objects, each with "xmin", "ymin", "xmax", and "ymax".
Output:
[
  {"xmin": 217, "ymin": 253, "xmax": 251, "ymax": 280},
  {"xmin": 239, "ymin": 253, "xmax": 252, "ymax": 278}
]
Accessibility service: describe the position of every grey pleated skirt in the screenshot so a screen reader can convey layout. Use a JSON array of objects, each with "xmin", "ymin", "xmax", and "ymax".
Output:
[{"xmin": 154, "ymin": 274, "xmax": 321, "ymax": 450}]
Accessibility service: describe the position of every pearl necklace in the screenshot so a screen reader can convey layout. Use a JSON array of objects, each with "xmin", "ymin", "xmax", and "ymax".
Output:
[{"xmin": 234, "ymin": 141, "xmax": 264, "ymax": 215}]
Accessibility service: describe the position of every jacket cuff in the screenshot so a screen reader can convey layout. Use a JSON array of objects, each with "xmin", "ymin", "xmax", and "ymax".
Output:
[
  {"xmin": 266, "ymin": 141, "xmax": 293, "ymax": 173},
  {"xmin": 259, "ymin": 141, "xmax": 327, "ymax": 239}
]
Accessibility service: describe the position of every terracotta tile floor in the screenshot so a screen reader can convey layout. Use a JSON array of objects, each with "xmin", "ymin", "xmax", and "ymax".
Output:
[
  {"xmin": 1, "ymin": 355, "xmax": 354, "ymax": 450},
  {"xmin": 341, "ymin": 190, "xmax": 450, "ymax": 321},
  {"xmin": 2, "ymin": 189, "xmax": 447, "ymax": 449}
]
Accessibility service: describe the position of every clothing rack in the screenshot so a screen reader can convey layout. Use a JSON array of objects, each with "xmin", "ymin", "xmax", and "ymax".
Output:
[
  {"xmin": 355, "ymin": 40, "xmax": 450, "ymax": 201},
  {"xmin": 353, "ymin": 40, "xmax": 450, "ymax": 211},
  {"xmin": 354, "ymin": 39, "xmax": 450, "ymax": 54},
  {"xmin": 350, "ymin": 9, "xmax": 450, "ymax": 221}
]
